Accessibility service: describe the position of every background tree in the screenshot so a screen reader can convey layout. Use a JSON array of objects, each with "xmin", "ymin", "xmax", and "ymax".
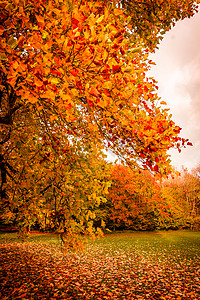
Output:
[
  {"xmin": 101, "ymin": 165, "xmax": 161, "ymax": 231},
  {"xmin": 99, "ymin": 165, "xmax": 200, "ymax": 232},
  {"xmin": 154, "ymin": 168, "xmax": 200, "ymax": 230}
]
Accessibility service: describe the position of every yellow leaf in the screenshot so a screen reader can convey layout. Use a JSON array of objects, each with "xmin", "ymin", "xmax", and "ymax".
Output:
[
  {"xmin": 42, "ymin": 31, "xmax": 48, "ymax": 39},
  {"xmin": 96, "ymin": 15, "xmax": 104, "ymax": 23},
  {"xmin": 70, "ymin": 88, "xmax": 79, "ymax": 96},
  {"xmin": 90, "ymin": 26, "xmax": 96, "ymax": 38},
  {"xmin": 74, "ymin": 30, "xmax": 80, "ymax": 37},
  {"xmin": 63, "ymin": 38, "xmax": 69, "ymax": 51},
  {"xmin": 50, "ymin": 78, "xmax": 59, "ymax": 85},
  {"xmin": 109, "ymin": 24, "xmax": 118, "ymax": 35},
  {"xmin": 104, "ymin": 81, "xmax": 113, "ymax": 89},
  {"xmin": 122, "ymin": 66, "xmax": 133, "ymax": 73},
  {"xmin": 130, "ymin": 46, "xmax": 143, "ymax": 53},
  {"xmin": 84, "ymin": 29, "xmax": 90, "ymax": 40},
  {"xmin": 101, "ymin": 219, "xmax": 105, "ymax": 227}
]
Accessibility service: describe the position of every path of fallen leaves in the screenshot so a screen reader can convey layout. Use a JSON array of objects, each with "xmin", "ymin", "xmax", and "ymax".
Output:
[{"xmin": 0, "ymin": 238, "xmax": 200, "ymax": 299}]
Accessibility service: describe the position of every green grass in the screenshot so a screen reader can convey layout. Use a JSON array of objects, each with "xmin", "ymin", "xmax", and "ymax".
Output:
[
  {"xmin": 0, "ymin": 231, "xmax": 200, "ymax": 299},
  {"xmin": 0, "ymin": 231, "xmax": 60, "ymax": 244},
  {"xmin": 94, "ymin": 231, "xmax": 200, "ymax": 258}
]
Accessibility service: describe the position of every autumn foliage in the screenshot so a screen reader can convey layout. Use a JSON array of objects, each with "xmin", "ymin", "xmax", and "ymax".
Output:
[
  {"xmin": 100, "ymin": 165, "xmax": 200, "ymax": 232},
  {"xmin": 120, "ymin": 0, "xmax": 199, "ymax": 49},
  {"xmin": 0, "ymin": 0, "xmax": 199, "ymax": 243}
]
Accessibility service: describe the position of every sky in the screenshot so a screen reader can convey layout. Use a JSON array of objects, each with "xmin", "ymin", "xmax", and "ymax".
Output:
[{"xmin": 149, "ymin": 11, "xmax": 200, "ymax": 171}]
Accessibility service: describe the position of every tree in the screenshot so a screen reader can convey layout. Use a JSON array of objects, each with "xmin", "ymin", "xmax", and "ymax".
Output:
[
  {"xmin": 158, "ymin": 179, "xmax": 187, "ymax": 230},
  {"xmin": 103, "ymin": 164, "xmax": 162, "ymax": 231},
  {"xmin": 160, "ymin": 168, "xmax": 200, "ymax": 230},
  {"xmin": 179, "ymin": 168, "xmax": 200, "ymax": 229},
  {"xmin": 1, "ymin": 126, "xmax": 111, "ymax": 243},
  {"xmin": 0, "ymin": 0, "xmax": 196, "ymax": 240},
  {"xmin": 101, "ymin": 165, "xmax": 200, "ymax": 231}
]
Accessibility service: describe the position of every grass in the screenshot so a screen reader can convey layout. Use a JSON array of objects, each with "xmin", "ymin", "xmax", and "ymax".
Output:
[
  {"xmin": 0, "ymin": 230, "xmax": 200, "ymax": 299},
  {"xmin": 94, "ymin": 231, "xmax": 200, "ymax": 259},
  {"xmin": 0, "ymin": 231, "xmax": 60, "ymax": 245}
]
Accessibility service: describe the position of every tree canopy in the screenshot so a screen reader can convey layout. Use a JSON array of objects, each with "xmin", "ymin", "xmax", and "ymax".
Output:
[{"xmin": 118, "ymin": 0, "xmax": 199, "ymax": 48}]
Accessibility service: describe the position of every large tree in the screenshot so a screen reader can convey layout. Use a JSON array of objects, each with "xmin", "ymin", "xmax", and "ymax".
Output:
[{"xmin": 0, "ymin": 0, "xmax": 197, "ymax": 239}]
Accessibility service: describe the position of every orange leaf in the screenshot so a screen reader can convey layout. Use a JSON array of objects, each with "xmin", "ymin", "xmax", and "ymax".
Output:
[
  {"xmin": 160, "ymin": 101, "xmax": 167, "ymax": 105},
  {"xmin": 69, "ymin": 69, "xmax": 79, "ymax": 77},
  {"xmin": 89, "ymin": 87, "xmax": 99, "ymax": 97},
  {"xmin": 36, "ymin": 14, "xmax": 45, "ymax": 26},
  {"xmin": 35, "ymin": 78, "xmax": 43, "ymax": 87}
]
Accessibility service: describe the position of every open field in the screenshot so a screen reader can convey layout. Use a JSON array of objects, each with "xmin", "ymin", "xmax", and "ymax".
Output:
[{"xmin": 0, "ymin": 231, "xmax": 200, "ymax": 299}]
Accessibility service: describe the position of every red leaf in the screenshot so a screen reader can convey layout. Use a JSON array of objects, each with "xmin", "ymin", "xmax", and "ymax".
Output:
[
  {"xmin": 154, "ymin": 165, "xmax": 159, "ymax": 172},
  {"xmin": 76, "ymin": 80, "xmax": 83, "ymax": 93},
  {"xmin": 71, "ymin": 18, "xmax": 79, "ymax": 27},
  {"xmin": 112, "ymin": 44, "xmax": 119, "ymax": 50},
  {"xmin": 187, "ymin": 142, "xmax": 193, "ymax": 146},
  {"xmin": 87, "ymin": 99, "xmax": 94, "ymax": 107},
  {"xmin": 174, "ymin": 126, "xmax": 181, "ymax": 132},
  {"xmin": 120, "ymin": 47, "xmax": 125, "ymax": 55},
  {"xmin": 70, "ymin": 69, "xmax": 79, "ymax": 77},
  {"xmin": 112, "ymin": 65, "xmax": 121, "ymax": 73}
]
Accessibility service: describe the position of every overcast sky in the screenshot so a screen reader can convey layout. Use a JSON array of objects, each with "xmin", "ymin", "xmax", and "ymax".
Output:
[{"xmin": 149, "ymin": 11, "xmax": 200, "ymax": 171}]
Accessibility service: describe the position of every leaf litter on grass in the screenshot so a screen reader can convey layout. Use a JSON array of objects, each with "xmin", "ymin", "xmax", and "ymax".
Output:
[{"xmin": 0, "ymin": 232, "xmax": 200, "ymax": 299}]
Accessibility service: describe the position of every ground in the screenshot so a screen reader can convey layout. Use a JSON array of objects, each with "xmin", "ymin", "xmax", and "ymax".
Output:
[{"xmin": 0, "ymin": 231, "xmax": 200, "ymax": 299}]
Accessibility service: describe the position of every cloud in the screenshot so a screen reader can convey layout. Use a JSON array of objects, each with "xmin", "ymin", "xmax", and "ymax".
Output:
[{"xmin": 149, "ymin": 12, "xmax": 200, "ymax": 170}]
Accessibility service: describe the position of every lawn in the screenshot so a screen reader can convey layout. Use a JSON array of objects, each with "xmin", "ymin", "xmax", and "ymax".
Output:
[{"xmin": 0, "ymin": 231, "xmax": 200, "ymax": 299}]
